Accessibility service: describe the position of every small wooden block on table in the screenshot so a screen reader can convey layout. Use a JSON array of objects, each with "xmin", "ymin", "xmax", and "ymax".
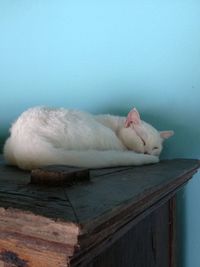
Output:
[
  {"xmin": 31, "ymin": 165, "xmax": 90, "ymax": 186},
  {"xmin": 0, "ymin": 157, "xmax": 199, "ymax": 267}
]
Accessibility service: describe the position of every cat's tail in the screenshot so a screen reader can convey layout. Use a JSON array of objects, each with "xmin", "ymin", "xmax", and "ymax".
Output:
[{"xmin": 4, "ymin": 140, "xmax": 159, "ymax": 170}]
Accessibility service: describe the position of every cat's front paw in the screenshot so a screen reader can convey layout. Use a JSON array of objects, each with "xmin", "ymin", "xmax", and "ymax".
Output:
[
  {"xmin": 149, "ymin": 155, "xmax": 159, "ymax": 163},
  {"xmin": 142, "ymin": 154, "xmax": 159, "ymax": 164}
]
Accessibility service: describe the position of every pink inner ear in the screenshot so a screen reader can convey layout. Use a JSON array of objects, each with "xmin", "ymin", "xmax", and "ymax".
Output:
[
  {"xmin": 160, "ymin": 131, "xmax": 174, "ymax": 139},
  {"xmin": 125, "ymin": 108, "xmax": 141, "ymax": 128}
]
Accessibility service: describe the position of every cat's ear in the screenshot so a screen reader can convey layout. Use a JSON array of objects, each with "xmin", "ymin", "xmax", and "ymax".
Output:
[
  {"xmin": 160, "ymin": 130, "xmax": 174, "ymax": 139},
  {"xmin": 125, "ymin": 108, "xmax": 141, "ymax": 128}
]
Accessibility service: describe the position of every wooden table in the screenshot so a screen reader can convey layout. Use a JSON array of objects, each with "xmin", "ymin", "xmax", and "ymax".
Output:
[{"xmin": 0, "ymin": 157, "xmax": 199, "ymax": 267}]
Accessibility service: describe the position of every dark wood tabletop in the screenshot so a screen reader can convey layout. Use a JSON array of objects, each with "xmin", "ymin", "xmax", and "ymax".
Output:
[
  {"xmin": 0, "ymin": 157, "xmax": 199, "ymax": 229},
  {"xmin": 0, "ymin": 155, "xmax": 199, "ymax": 267}
]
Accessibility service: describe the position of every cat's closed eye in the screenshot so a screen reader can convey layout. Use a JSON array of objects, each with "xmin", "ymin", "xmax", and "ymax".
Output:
[
  {"xmin": 153, "ymin": 147, "xmax": 159, "ymax": 150},
  {"xmin": 141, "ymin": 138, "xmax": 146, "ymax": 146}
]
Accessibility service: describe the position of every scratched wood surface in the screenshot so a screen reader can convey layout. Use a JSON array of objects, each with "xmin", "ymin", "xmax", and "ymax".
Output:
[
  {"xmin": 0, "ymin": 156, "xmax": 199, "ymax": 267},
  {"xmin": 0, "ymin": 158, "xmax": 199, "ymax": 225}
]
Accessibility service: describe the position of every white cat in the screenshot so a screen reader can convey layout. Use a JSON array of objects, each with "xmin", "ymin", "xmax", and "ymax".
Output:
[{"xmin": 3, "ymin": 107, "xmax": 174, "ymax": 170}]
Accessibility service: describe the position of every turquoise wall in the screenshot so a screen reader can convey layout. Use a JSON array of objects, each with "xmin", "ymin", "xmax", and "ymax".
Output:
[{"xmin": 0, "ymin": 1, "xmax": 200, "ymax": 266}]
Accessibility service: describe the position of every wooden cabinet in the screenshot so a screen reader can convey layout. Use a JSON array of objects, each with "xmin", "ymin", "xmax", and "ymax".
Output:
[{"xmin": 0, "ymin": 157, "xmax": 199, "ymax": 267}]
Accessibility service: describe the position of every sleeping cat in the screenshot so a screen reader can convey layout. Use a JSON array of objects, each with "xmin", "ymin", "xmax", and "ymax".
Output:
[{"xmin": 3, "ymin": 107, "xmax": 174, "ymax": 170}]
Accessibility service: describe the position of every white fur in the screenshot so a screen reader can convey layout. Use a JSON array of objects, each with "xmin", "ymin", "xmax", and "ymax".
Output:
[{"xmin": 3, "ymin": 107, "xmax": 174, "ymax": 170}]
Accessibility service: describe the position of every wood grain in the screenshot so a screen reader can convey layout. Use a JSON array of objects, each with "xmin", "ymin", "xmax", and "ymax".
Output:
[
  {"xmin": 85, "ymin": 202, "xmax": 170, "ymax": 267},
  {"xmin": 0, "ymin": 156, "xmax": 199, "ymax": 267}
]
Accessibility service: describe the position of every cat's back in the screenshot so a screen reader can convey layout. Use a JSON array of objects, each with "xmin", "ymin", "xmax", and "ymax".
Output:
[
  {"xmin": 8, "ymin": 106, "xmax": 124, "ymax": 151},
  {"xmin": 11, "ymin": 106, "xmax": 93, "ymax": 133}
]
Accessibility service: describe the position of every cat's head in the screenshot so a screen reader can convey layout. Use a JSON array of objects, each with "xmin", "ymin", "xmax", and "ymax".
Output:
[{"xmin": 119, "ymin": 108, "xmax": 174, "ymax": 156}]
